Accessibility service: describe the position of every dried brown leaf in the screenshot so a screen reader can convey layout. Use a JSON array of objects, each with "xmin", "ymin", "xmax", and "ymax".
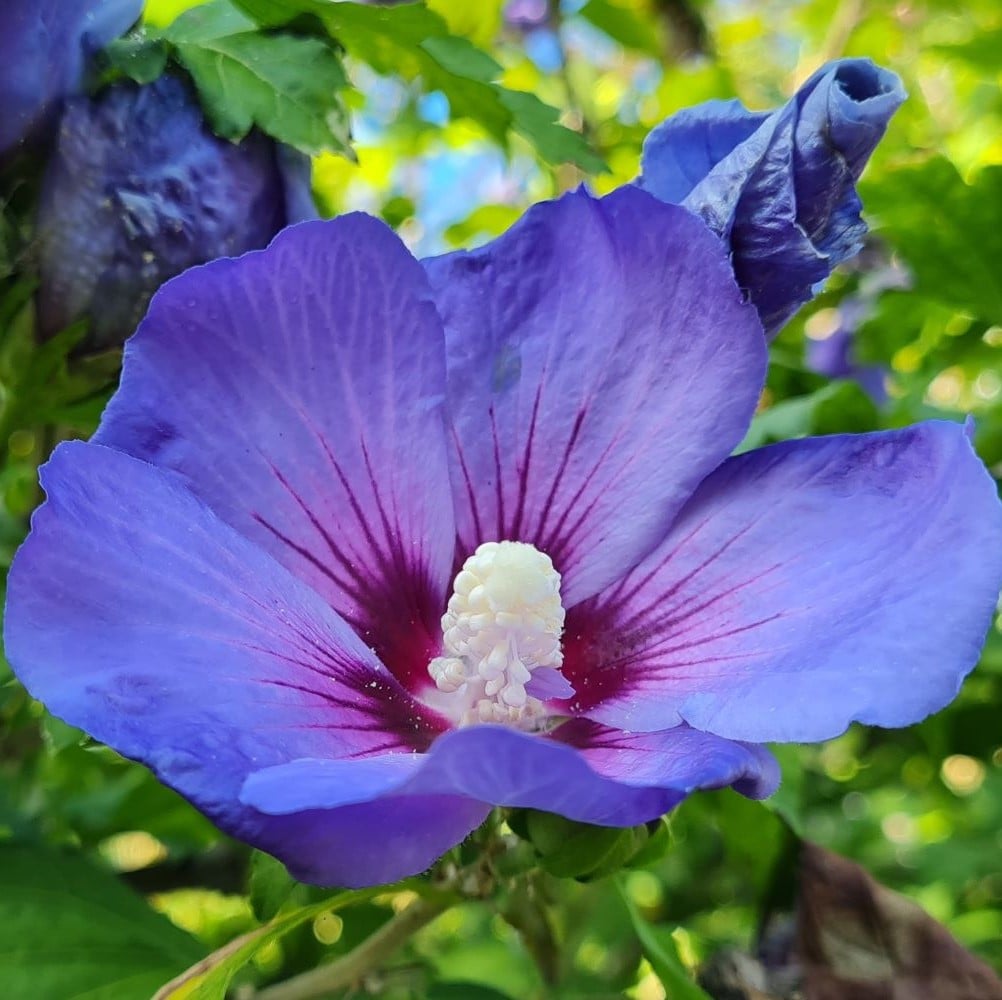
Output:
[{"xmin": 796, "ymin": 843, "xmax": 1002, "ymax": 1000}]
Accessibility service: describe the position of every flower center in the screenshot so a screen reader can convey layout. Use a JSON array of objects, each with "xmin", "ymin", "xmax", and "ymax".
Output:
[{"xmin": 429, "ymin": 541, "xmax": 567, "ymax": 727}]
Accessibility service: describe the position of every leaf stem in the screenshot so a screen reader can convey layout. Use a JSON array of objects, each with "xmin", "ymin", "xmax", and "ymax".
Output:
[
  {"xmin": 499, "ymin": 874, "xmax": 561, "ymax": 986},
  {"xmin": 254, "ymin": 895, "xmax": 451, "ymax": 1000}
]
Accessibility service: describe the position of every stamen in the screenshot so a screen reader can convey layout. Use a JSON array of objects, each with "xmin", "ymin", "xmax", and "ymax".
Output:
[{"xmin": 429, "ymin": 541, "xmax": 569, "ymax": 728}]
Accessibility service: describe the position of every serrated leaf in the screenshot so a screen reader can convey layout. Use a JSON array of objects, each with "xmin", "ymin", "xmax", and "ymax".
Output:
[
  {"xmin": 497, "ymin": 89, "xmax": 607, "ymax": 175},
  {"xmin": 419, "ymin": 34, "xmax": 501, "ymax": 82},
  {"xmin": 0, "ymin": 845, "xmax": 205, "ymax": 1000},
  {"xmin": 230, "ymin": 0, "xmax": 606, "ymax": 170},
  {"xmin": 162, "ymin": 0, "xmax": 351, "ymax": 156}
]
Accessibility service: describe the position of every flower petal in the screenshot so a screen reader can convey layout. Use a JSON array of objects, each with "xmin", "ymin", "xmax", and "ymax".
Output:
[
  {"xmin": 0, "ymin": 0, "xmax": 142, "ymax": 155},
  {"xmin": 636, "ymin": 99, "xmax": 767, "ymax": 205},
  {"xmin": 424, "ymin": 186, "xmax": 765, "ymax": 605},
  {"xmin": 639, "ymin": 58, "xmax": 906, "ymax": 334},
  {"xmin": 243, "ymin": 722, "xmax": 777, "ymax": 841},
  {"xmin": 563, "ymin": 421, "xmax": 1002, "ymax": 742},
  {"xmin": 96, "ymin": 217, "xmax": 455, "ymax": 692},
  {"xmin": 4, "ymin": 441, "xmax": 451, "ymax": 858},
  {"xmin": 556, "ymin": 720, "xmax": 779, "ymax": 801},
  {"xmin": 240, "ymin": 796, "xmax": 490, "ymax": 888}
]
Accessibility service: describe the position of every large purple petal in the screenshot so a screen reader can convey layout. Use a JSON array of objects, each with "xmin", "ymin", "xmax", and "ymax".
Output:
[
  {"xmin": 638, "ymin": 59, "xmax": 906, "ymax": 335},
  {"xmin": 241, "ymin": 721, "xmax": 777, "ymax": 882},
  {"xmin": 96, "ymin": 217, "xmax": 455, "ymax": 692},
  {"xmin": 554, "ymin": 720, "xmax": 778, "ymax": 801},
  {"xmin": 240, "ymin": 796, "xmax": 489, "ymax": 887},
  {"xmin": 562, "ymin": 421, "xmax": 1002, "ymax": 742},
  {"xmin": 424, "ymin": 186, "xmax": 765, "ymax": 605},
  {"xmin": 0, "ymin": 0, "xmax": 141, "ymax": 156},
  {"xmin": 3, "ymin": 441, "xmax": 480, "ymax": 884}
]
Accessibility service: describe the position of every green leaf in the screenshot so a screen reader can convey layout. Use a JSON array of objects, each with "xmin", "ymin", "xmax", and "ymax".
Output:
[
  {"xmin": 762, "ymin": 744, "xmax": 806, "ymax": 837},
  {"xmin": 624, "ymin": 818, "xmax": 673, "ymax": 870},
  {"xmin": 426, "ymin": 0, "xmax": 504, "ymax": 47},
  {"xmin": 231, "ymin": 0, "xmax": 606, "ymax": 170},
  {"xmin": 737, "ymin": 380, "xmax": 879, "ymax": 452},
  {"xmin": 444, "ymin": 203, "xmax": 522, "ymax": 246},
  {"xmin": 247, "ymin": 850, "xmax": 322, "ymax": 922},
  {"xmin": 248, "ymin": 851, "xmax": 297, "ymax": 922},
  {"xmin": 162, "ymin": 1, "xmax": 352, "ymax": 156},
  {"xmin": 40, "ymin": 712, "xmax": 87, "ymax": 754},
  {"xmin": 104, "ymin": 33, "xmax": 171, "ymax": 83},
  {"xmin": 226, "ymin": 0, "xmax": 298, "ymax": 27},
  {"xmin": 0, "ymin": 314, "xmax": 122, "ymax": 443},
  {"xmin": 932, "ymin": 28, "xmax": 1002, "ymax": 73},
  {"xmin": 497, "ymin": 90, "xmax": 608, "ymax": 175},
  {"xmin": 153, "ymin": 886, "xmax": 388, "ymax": 999},
  {"xmin": 514, "ymin": 810, "xmax": 653, "ymax": 880},
  {"xmin": 524, "ymin": 810, "xmax": 623, "ymax": 878},
  {"xmin": 616, "ymin": 879, "xmax": 713, "ymax": 1000},
  {"xmin": 580, "ymin": 0, "xmax": 663, "ymax": 56},
  {"xmin": 0, "ymin": 845, "xmax": 205, "ymax": 1000},
  {"xmin": 420, "ymin": 34, "xmax": 501, "ymax": 83},
  {"xmin": 862, "ymin": 157, "xmax": 1002, "ymax": 325}
]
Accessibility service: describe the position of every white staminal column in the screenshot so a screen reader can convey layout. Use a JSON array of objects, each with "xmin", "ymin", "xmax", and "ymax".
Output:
[{"xmin": 429, "ymin": 541, "xmax": 567, "ymax": 728}]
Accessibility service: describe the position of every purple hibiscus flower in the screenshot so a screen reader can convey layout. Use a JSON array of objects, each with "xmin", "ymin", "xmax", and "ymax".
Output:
[
  {"xmin": 6, "ymin": 187, "xmax": 1002, "ymax": 887},
  {"xmin": 0, "ymin": 0, "xmax": 142, "ymax": 157},
  {"xmin": 638, "ymin": 58, "xmax": 907, "ymax": 335},
  {"xmin": 36, "ymin": 74, "xmax": 315, "ymax": 349}
]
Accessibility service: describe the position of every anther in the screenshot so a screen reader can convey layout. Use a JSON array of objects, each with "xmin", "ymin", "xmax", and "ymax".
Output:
[{"xmin": 428, "ymin": 541, "xmax": 569, "ymax": 728}]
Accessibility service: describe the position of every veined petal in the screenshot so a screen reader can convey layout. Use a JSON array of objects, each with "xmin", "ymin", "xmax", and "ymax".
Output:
[
  {"xmin": 636, "ymin": 99, "xmax": 767, "ymax": 205},
  {"xmin": 242, "ymin": 721, "xmax": 776, "ymax": 884},
  {"xmin": 240, "ymin": 796, "xmax": 490, "ymax": 888},
  {"xmin": 4, "ymin": 442, "xmax": 449, "ymax": 848},
  {"xmin": 96, "ymin": 217, "xmax": 456, "ymax": 692},
  {"xmin": 557, "ymin": 720, "xmax": 779, "ymax": 801},
  {"xmin": 425, "ymin": 186, "xmax": 765, "ymax": 605},
  {"xmin": 563, "ymin": 422, "xmax": 1002, "ymax": 742}
]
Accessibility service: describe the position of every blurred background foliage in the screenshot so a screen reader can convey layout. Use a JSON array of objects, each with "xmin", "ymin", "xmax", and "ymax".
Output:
[{"xmin": 1, "ymin": 0, "xmax": 1001, "ymax": 997}]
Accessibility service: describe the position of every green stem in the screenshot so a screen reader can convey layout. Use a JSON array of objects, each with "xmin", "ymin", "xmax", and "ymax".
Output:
[
  {"xmin": 499, "ymin": 875, "xmax": 561, "ymax": 987},
  {"xmin": 254, "ymin": 896, "xmax": 451, "ymax": 1000},
  {"xmin": 817, "ymin": 0, "xmax": 864, "ymax": 64},
  {"xmin": 546, "ymin": 0, "xmax": 596, "ymax": 159}
]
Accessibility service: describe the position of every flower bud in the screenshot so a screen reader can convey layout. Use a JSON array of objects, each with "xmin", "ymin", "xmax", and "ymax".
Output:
[
  {"xmin": 35, "ymin": 74, "xmax": 315, "ymax": 349},
  {"xmin": 639, "ymin": 59, "xmax": 906, "ymax": 335}
]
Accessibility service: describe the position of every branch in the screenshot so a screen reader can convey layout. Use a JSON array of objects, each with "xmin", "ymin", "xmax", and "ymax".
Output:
[
  {"xmin": 254, "ymin": 895, "xmax": 450, "ymax": 1000},
  {"xmin": 650, "ymin": 0, "xmax": 713, "ymax": 61}
]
